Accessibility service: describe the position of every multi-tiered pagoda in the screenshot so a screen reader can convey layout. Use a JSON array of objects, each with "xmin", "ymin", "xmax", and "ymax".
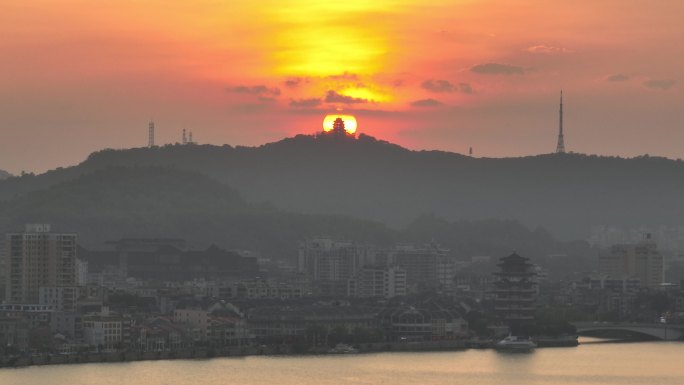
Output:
[{"xmin": 493, "ymin": 252, "xmax": 537, "ymax": 330}]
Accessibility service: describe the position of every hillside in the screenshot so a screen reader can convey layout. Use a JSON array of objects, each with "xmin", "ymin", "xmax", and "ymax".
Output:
[
  {"xmin": 0, "ymin": 169, "xmax": 10, "ymax": 180},
  {"xmin": 0, "ymin": 167, "xmax": 394, "ymax": 255},
  {"xmin": 0, "ymin": 166, "xmax": 591, "ymax": 269},
  {"xmin": 2, "ymin": 133, "xmax": 683, "ymax": 239}
]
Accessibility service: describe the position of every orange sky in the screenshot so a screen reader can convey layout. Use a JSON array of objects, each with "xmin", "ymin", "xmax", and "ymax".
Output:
[{"xmin": 1, "ymin": 0, "xmax": 683, "ymax": 173}]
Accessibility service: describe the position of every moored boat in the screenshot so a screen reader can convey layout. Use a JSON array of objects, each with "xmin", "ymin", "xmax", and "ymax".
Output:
[
  {"xmin": 495, "ymin": 336, "xmax": 536, "ymax": 352},
  {"xmin": 328, "ymin": 343, "xmax": 358, "ymax": 354}
]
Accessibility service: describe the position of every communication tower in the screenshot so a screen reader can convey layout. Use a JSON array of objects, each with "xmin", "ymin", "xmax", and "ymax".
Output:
[
  {"xmin": 556, "ymin": 90, "xmax": 566, "ymax": 154},
  {"xmin": 148, "ymin": 121, "xmax": 155, "ymax": 147}
]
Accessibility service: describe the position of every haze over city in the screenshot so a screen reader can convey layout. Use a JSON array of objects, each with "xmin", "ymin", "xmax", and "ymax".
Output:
[
  {"xmin": 3, "ymin": 2, "xmax": 684, "ymax": 384},
  {"xmin": 1, "ymin": 0, "xmax": 683, "ymax": 174}
]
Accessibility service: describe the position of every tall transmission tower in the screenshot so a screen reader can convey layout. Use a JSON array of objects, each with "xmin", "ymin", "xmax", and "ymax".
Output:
[
  {"xmin": 148, "ymin": 121, "xmax": 155, "ymax": 148},
  {"xmin": 555, "ymin": 90, "xmax": 566, "ymax": 154},
  {"xmin": 182, "ymin": 128, "xmax": 187, "ymax": 145}
]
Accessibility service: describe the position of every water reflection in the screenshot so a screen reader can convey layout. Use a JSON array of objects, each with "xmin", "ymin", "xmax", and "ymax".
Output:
[{"xmin": 1, "ymin": 341, "xmax": 684, "ymax": 385}]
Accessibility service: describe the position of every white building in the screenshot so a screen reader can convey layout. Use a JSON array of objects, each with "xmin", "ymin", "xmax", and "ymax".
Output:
[
  {"xmin": 347, "ymin": 265, "xmax": 407, "ymax": 298},
  {"xmin": 83, "ymin": 314, "xmax": 123, "ymax": 350},
  {"xmin": 38, "ymin": 286, "xmax": 79, "ymax": 312}
]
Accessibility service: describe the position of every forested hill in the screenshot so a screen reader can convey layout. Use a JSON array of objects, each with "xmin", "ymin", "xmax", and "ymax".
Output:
[
  {"xmin": 0, "ymin": 166, "xmax": 588, "ymax": 265},
  {"xmin": 2, "ymin": 133, "xmax": 683, "ymax": 239}
]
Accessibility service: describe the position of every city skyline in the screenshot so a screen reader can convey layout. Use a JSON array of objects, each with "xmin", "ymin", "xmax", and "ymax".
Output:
[{"xmin": 1, "ymin": 0, "xmax": 683, "ymax": 174}]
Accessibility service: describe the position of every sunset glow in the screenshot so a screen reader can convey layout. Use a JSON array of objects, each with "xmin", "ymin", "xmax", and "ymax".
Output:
[
  {"xmin": 323, "ymin": 115, "xmax": 358, "ymax": 134},
  {"xmin": 0, "ymin": 1, "xmax": 683, "ymax": 173}
]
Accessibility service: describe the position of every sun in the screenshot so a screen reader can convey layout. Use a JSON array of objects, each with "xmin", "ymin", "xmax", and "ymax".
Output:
[{"xmin": 322, "ymin": 114, "xmax": 357, "ymax": 134}]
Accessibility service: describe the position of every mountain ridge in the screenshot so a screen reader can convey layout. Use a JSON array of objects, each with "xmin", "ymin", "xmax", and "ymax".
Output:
[{"xmin": 1, "ymin": 133, "xmax": 683, "ymax": 239}]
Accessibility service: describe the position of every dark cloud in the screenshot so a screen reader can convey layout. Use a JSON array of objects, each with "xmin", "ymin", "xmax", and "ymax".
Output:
[
  {"xmin": 227, "ymin": 85, "xmax": 281, "ymax": 96},
  {"xmin": 422, "ymin": 79, "xmax": 456, "ymax": 93},
  {"xmin": 324, "ymin": 90, "xmax": 369, "ymax": 104},
  {"xmin": 410, "ymin": 98, "xmax": 443, "ymax": 107},
  {"xmin": 284, "ymin": 77, "xmax": 308, "ymax": 88},
  {"xmin": 607, "ymin": 74, "xmax": 630, "ymax": 82},
  {"xmin": 644, "ymin": 79, "xmax": 676, "ymax": 90},
  {"xmin": 289, "ymin": 98, "xmax": 322, "ymax": 108},
  {"xmin": 458, "ymin": 82, "xmax": 474, "ymax": 94},
  {"xmin": 422, "ymin": 80, "xmax": 474, "ymax": 94},
  {"xmin": 471, "ymin": 63, "xmax": 525, "ymax": 75}
]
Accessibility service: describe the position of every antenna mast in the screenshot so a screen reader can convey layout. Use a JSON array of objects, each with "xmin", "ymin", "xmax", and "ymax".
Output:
[{"xmin": 555, "ymin": 90, "xmax": 566, "ymax": 153}]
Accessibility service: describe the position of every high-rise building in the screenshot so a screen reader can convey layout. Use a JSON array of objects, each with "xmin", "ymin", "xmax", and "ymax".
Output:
[
  {"xmin": 5, "ymin": 224, "xmax": 77, "ymax": 304},
  {"xmin": 298, "ymin": 238, "xmax": 374, "ymax": 282},
  {"xmin": 493, "ymin": 252, "xmax": 537, "ymax": 328},
  {"xmin": 347, "ymin": 265, "xmax": 407, "ymax": 298},
  {"xmin": 598, "ymin": 234, "xmax": 664, "ymax": 288},
  {"xmin": 390, "ymin": 243, "xmax": 449, "ymax": 290}
]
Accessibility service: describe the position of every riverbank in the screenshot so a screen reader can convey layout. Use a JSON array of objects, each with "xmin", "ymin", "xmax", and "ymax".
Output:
[{"xmin": 0, "ymin": 337, "xmax": 578, "ymax": 369}]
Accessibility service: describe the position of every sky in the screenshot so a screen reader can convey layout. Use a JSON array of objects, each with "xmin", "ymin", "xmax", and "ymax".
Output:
[{"xmin": 0, "ymin": 0, "xmax": 682, "ymax": 174}]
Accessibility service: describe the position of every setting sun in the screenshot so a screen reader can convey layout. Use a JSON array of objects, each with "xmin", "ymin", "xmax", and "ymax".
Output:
[{"xmin": 322, "ymin": 114, "xmax": 357, "ymax": 134}]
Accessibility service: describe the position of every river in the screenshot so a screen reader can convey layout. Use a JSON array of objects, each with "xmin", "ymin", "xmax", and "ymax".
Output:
[{"xmin": 1, "ymin": 339, "xmax": 682, "ymax": 385}]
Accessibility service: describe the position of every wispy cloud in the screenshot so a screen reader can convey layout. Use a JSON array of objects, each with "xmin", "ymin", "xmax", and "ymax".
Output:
[
  {"xmin": 326, "ymin": 72, "xmax": 360, "ymax": 81},
  {"xmin": 607, "ymin": 74, "xmax": 630, "ymax": 82},
  {"xmin": 422, "ymin": 79, "xmax": 456, "ymax": 93},
  {"xmin": 422, "ymin": 79, "xmax": 474, "ymax": 94},
  {"xmin": 471, "ymin": 63, "xmax": 525, "ymax": 75},
  {"xmin": 284, "ymin": 77, "xmax": 308, "ymax": 88},
  {"xmin": 525, "ymin": 44, "xmax": 570, "ymax": 54},
  {"xmin": 643, "ymin": 79, "xmax": 676, "ymax": 90},
  {"xmin": 289, "ymin": 98, "xmax": 322, "ymax": 108},
  {"xmin": 410, "ymin": 98, "xmax": 443, "ymax": 107},
  {"xmin": 458, "ymin": 82, "xmax": 474, "ymax": 94},
  {"xmin": 227, "ymin": 85, "xmax": 281, "ymax": 96}
]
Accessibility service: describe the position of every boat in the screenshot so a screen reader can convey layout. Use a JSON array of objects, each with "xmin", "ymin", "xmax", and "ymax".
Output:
[
  {"xmin": 328, "ymin": 343, "xmax": 358, "ymax": 354},
  {"xmin": 495, "ymin": 335, "xmax": 537, "ymax": 352}
]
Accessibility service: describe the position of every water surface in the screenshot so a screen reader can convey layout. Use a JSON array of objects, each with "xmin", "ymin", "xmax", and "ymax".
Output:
[{"xmin": 2, "ymin": 339, "xmax": 681, "ymax": 385}]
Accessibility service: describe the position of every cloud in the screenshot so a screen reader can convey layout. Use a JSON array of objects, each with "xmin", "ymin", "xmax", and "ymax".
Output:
[
  {"xmin": 324, "ymin": 90, "xmax": 369, "ymax": 104},
  {"xmin": 422, "ymin": 79, "xmax": 474, "ymax": 94},
  {"xmin": 410, "ymin": 98, "xmax": 443, "ymax": 107},
  {"xmin": 284, "ymin": 77, "xmax": 308, "ymax": 88},
  {"xmin": 458, "ymin": 82, "xmax": 474, "ymax": 94},
  {"xmin": 643, "ymin": 79, "xmax": 676, "ymax": 90},
  {"xmin": 327, "ymin": 72, "xmax": 360, "ymax": 81},
  {"xmin": 289, "ymin": 98, "xmax": 322, "ymax": 108},
  {"xmin": 471, "ymin": 63, "xmax": 525, "ymax": 75},
  {"xmin": 607, "ymin": 74, "xmax": 630, "ymax": 82},
  {"xmin": 227, "ymin": 85, "xmax": 281, "ymax": 96},
  {"xmin": 258, "ymin": 96, "xmax": 277, "ymax": 103},
  {"xmin": 422, "ymin": 79, "xmax": 456, "ymax": 93},
  {"xmin": 525, "ymin": 44, "xmax": 569, "ymax": 54}
]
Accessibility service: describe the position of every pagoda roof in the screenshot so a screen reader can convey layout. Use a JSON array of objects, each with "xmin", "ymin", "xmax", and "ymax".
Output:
[{"xmin": 497, "ymin": 252, "xmax": 533, "ymax": 267}]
